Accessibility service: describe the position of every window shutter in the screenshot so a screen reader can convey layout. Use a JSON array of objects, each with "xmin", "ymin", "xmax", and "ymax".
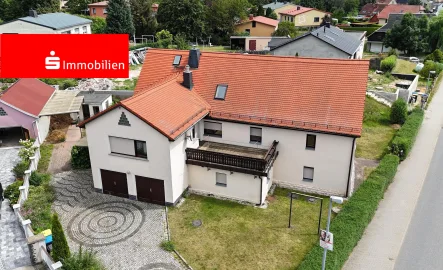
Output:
[
  {"xmin": 204, "ymin": 121, "xmax": 222, "ymax": 130},
  {"xmin": 250, "ymin": 127, "xmax": 262, "ymax": 136},
  {"xmin": 109, "ymin": 136, "xmax": 135, "ymax": 156},
  {"xmin": 303, "ymin": 167, "xmax": 314, "ymax": 180}
]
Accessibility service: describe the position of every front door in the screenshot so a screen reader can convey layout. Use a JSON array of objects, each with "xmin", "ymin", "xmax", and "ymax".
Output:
[
  {"xmin": 249, "ymin": 40, "xmax": 257, "ymax": 51},
  {"xmin": 101, "ymin": 169, "xmax": 129, "ymax": 198},
  {"xmin": 82, "ymin": 104, "xmax": 90, "ymax": 120},
  {"xmin": 135, "ymin": 176, "xmax": 165, "ymax": 205}
]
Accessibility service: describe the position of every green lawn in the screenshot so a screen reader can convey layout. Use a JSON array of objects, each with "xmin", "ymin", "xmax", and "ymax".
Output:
[
  {"xmin": 168, "ymin": 188, "xmax": 333, "ymax": 270},
  {"xmin": 356, "ymin": 97, "xmax": 396, "ymax": 160},
  {"xmin": 392, "ymin": 59, "xmax": 417, "ymax": 74},
  {"xmin": 38, "ymin": 144, "xmax": 54, "ymax": 173},
  {"xmin": 197, "ymin": 45, "xmax": 234, "ymax": 52}
]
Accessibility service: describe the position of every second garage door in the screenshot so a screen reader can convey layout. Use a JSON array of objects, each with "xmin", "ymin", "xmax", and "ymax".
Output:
[
  {"xmin": 100, "ymin": 169, "xmax": 129, "ymax": 198},
  {"xmin": 135, "ymin": 176, "xmax": 165, "ymax": 205}
]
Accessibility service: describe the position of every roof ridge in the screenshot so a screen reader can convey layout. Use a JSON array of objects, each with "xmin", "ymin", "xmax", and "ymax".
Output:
[{"xmin": 124, "ymin": 73, "xmax": 180, "ymax": 104}]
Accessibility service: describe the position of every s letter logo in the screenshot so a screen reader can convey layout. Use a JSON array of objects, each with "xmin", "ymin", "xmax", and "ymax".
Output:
[{"xmin": 45, "ymin": 51, "xmax": 60, "ymax": 70}]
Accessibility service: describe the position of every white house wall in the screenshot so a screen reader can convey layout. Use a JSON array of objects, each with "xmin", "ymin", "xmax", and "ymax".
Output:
[
  {"xmin": 85, "ymin": 107, "xmax": 174, "ymax": 203},
  {"xmin": 188, "ymin": 166, "xmax": 262, "ymax": 204},
  {"xmin": 169, "ymin": 134, "xmax": 189, "ymax": 203},
  {"xmin": 198, "ymin": 120, "xmax": 354, "ymax": 196},
  {"xmin": 36, "ymin": 116, "xmax": 51, "ymax": 143},
  {"xmin": 56, "ymin": 23, "xmax": 91, "ymax": 34}
]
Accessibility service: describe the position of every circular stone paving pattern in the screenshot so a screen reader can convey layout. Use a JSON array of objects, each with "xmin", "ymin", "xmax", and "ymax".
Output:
[{"xmin": 68, "ymin": 201, "xmax": 145, "ymax": 247}]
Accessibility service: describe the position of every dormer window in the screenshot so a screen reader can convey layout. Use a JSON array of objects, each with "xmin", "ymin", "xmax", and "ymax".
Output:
[
  {"xmin": 173, "ymin": 55, "xmax": 182, "ymax": 66},
  {"xmin": 214, "ymin": 84, "xmax": 228, "ymax": 100}
]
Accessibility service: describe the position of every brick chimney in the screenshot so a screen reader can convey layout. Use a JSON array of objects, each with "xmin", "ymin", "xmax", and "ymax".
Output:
[{"xmin": 249, "ymin": 14, "xmax": 254, "ymax": 20}]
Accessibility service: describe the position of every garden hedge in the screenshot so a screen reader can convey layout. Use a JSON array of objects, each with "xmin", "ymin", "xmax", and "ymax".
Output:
[
  {"xmin": 390, "ymin": 99, "xmax": 407, "ymax": 124},
  {"xmin": 298, "ymin": 154, "xmax": 400, "ymax": 270},
  {"xmin": 380, "ymin": 55, "xmax": 397, "ymax": 72},
  {"xmin": 390, "ymin": 109, "xmax": 424, "ymax": 161},
  {"xmin": 71, "ymin": 146, "xmax": 91, "ymax": 169}
]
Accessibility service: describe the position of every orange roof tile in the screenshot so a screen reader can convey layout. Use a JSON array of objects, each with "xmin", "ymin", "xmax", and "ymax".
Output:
[
  {"xmin": 378, "ymin": 4, "xmax": 423, "ymax": 19},
  {"xmin": 88, "ymin": 1, "xmax": 108, "ymax": 6},
  {"xmin": 279, "ymin": 6, "xmax": 314, "ymax": 16},
  {"xmin": 237, "ymin": 16, "xmax": 279, "ymax": 27},
  {"xmin": 0, "ymin": 79, "xmax": 55, "ymax": 116}
]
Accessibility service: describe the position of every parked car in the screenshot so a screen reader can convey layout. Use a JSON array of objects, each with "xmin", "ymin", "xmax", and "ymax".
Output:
[{"xmin": 409, "ymin": 57, "xmax": 420, "ymax": 63}]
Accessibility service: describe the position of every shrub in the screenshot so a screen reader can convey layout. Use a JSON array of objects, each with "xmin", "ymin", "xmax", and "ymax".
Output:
[
  {"xmin": 390, "ymin": 99, "xmax": 407, "ymax": 124},
  {"xmin": 425, "ymin": 49, "xmax": 443, "ymax": 63},
  {"xmin": 160, "ymin": 240, "xmax": 175, "ymax": 251},
  {"xmin": 390, "ymin": 108, "xmax": 424, "ymax": 160},
  {"xmin": 420, "ymin": 60, "xmax": 443, "ymax": 77},
  {"xmin": 38, "ymin": 144, "xmax": 54, "ymax": 173},
  {"xmin": 175, "ymin": 34, "xmax": 190, "ymax": 50},
  {"xmin": 380, "ymin": 55, "xmax": 397, "ymax": 72},
  {"xmin": 18, "ymin": 139, "xmax": 37, "ymax": 161},
  {"xmin": 46, "ymin": 130, "xmax": 66, "ymax": 144},
  {"xmin": 62, "ymin": 246, "xmax": 105, "ymax": 270},
  {"xmin": 388, "ymin": 49, "xmax": 398, "ymax": 56},
  {"xmin": 13, "ymin": 160, "xmax": 30, "ymax": 179},
  {"xmin": 3, "ymin": 180, "xmax": 23, "ymax": 205},
  {"xmin": 22, "ymin": 178, "xmax": 54, "ymax": 233},
  {"xmin": 51, "ymin": 213, "xmax": 71, "ymax": 262},
  {"xmin": 298, "ymin": 154, "xmax": 400, "ymax": 270},
  {"xmin": 29, "ymin": 171, "xmax": 51, "ymax": 187},
  {"xmin": 71, "ymin": 146, "xmax": 91, "ymax": 169}
]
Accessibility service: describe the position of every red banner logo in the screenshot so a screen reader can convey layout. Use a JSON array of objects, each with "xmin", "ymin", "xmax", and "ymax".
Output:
[{"xmin": 0, "ymin": 34, "xmax": 129, "ymax": 78}]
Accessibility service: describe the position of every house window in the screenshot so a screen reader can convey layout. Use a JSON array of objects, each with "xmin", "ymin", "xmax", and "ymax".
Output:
[
  {"xmin": 314, "ymin": 17, "xmax": 320, "ymax": 22},
  {"xmin": 103, "ymin": 8, "xmax": 108, "ymax": 14},
  {"xmin": 216, "ymin": 172, "xmax": 227, "ymax": 187},
  {"xmin": 250, "ymin": 127, "xmax": 262, "ymax": 144},
  {"xmin": 61, "ymin": 30, "xmax": 71, "ymax": 34},
  {"xmin": 291, "ymin": 17, "xmax": 293, "ymax": 22},
  {"xmin": 191, "ymin": 126, "xmax": 196, "ymax": 139},
  {"xmin": 173, "ymin": 55, "xmax": 182, "ymax": 66},
  {"xmin": 303, "ymin": 167, "xmax": 314, "ymax": 181},
  {"xmin": 245, "ymin": 29, "xmax": 250, "ymax": 33},
  {"xmin": 74, "ymin": 28, "xmax": 79, "ymax": 34},
  {"xmin": 134, "ymin": 140, "xmax": 147, "ymax": 158},
  {"xmin": 204, "ymin": 121, "xmax": 222, "ymax": 137},
  {"xmin": 93, "ymin": 106, "xmax": 100, "ymax": 115},
  {"xmin": 252, "ymin": 21, "xmax": 256, "ymax": 28},
  {"xmin": 109, "ymin": 136, "xmax": 147, "ymax": 159},
  {"xmin": 93, "ymin": 8, "xmax": 96, "ymax": 14},
  {"xmin": 306, "ymin": 134, "xmax": 316, "ymax": 149},
  {"xmin": 214, "ymin": 84, "xmax": 228, "ymax": 100},
  {"xmin": 82, "ymin": 26, "xmax": 87, "ymax": 33}
]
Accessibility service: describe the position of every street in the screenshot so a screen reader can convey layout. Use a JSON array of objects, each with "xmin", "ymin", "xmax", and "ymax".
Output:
[{"xmin": 395, "ymin": 129, "xmax": 443, "ymax": 270}]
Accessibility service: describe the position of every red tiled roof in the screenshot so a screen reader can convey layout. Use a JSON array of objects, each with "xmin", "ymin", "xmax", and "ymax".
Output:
[
  {"xmin": 88, "ymin": 1, "xmax": 108, "ymax": 6},
  {"xmin": 0, "ymin": 79, "xmax": 55, "ymax": 116},
  {"xmin": 378, "ymin": 4, "xmax": 423, "ymax": 19},
  {"xmin": 237, "ymin": 16, "xmax": 279, "ymax": 27},
  {"xmin": 137, "ymin": 49, "xmax": 368, "ymax": 137},
  {"xmin": 359, "ymin": 3, "xmax": 387, "ymax": 16},
  {"xmin": 279, "ymin": 6, "xmax": 313, "ymax": 16}
]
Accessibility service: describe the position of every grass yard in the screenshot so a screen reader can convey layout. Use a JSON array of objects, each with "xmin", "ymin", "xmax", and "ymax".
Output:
[
  {"xmin": 168, "ymin": 188, "xmax": 333, "ymax": 270},
  {"xmin": 356, "ymin": 97, "xmax": 396, "ymax": 160},
  {"xmin": 197, "ymin": 45, "xmax": 234, "ymax": 52},
  {"xmin": 392, "ymin": 59, "xmax": 417, "ymax": 75},
  {"xmin": 37, "ymin": 144, "xmax": 54, "ymax": 173}
]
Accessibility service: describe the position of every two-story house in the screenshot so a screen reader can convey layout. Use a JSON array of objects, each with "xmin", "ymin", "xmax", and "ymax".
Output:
[
  {"xmin": 234, "ymin": 15, "xmax": 278, "ymax": 36},
  {"xmin": 279, "ymin": 6, "xmax": 329, "ymax": 28},
  {"xmin": 79, "ymin": 48, "xmax": 369, "ymax": 206},
  {"xmin": 88, "ymin": 1, "xmax": 108, "ymax": 18},
  {"xmin": 263, "ymin": 1, "xmax": 298, "ymax": 20},
  {"xmin": 0, "ymin": 11, "xmax": 92, "ymax": 34}
]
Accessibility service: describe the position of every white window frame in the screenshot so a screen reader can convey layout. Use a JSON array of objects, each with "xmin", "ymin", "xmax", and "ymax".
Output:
[
  {"xmin": 204, "ymin": 121, "xmax": 222, "ymax": 137},
  {"xmin": 303, "ymin": 166, "xmax": 314, "ymax": 182},
  {"xmin": 250, "ymin": 127, "xmax": 262, "ymax": 144},
  {"xmin": 216, "ymin": 172, "xmax": 227, "ymax": 187}
]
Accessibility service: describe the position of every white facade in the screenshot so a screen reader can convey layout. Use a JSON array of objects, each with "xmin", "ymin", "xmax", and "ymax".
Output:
[
  {"xmin": 367, "ymin": 42, "xmax": 391, "ymax": 53},
  {"xmin": 85, "ymin": 107, "xmax": 356, "ymax": 205},
  {"xmin": 80, "ymin": 95, "xmax": 112, "ymax": 121},
  {"xmin": 36, "ymin": 116, "xmax": 51, "ymax": 143},
  {"xmin": 0, "ymin": 20, "xmax": 91, "ymax": 34}
]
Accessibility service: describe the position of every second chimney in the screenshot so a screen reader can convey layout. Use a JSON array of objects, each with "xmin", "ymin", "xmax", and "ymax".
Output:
[
  {"xmin": 29, "ymin": 9, "xmax": 38, "ymax": 18},
  {"xmin": 183, "ymin": 65, "xmax": 193, "ymax": 90},
  {"xmin": 188, "ymin": 47, "xmax": 200, "ymax": 69},
  {"xmin": 249, "ymin": 14, "xmax": 254, "ymax": 20}
]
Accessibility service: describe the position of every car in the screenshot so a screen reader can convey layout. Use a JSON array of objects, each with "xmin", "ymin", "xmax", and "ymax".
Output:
[{"xmin": 409, "ymin": 57, "xmax": 420, "ymax": 63}]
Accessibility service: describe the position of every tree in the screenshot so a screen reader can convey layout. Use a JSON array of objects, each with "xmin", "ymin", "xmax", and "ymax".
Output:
[
  {"xmin": 157, "ymin": 0, "xmax": 205, "ymax": 41},
  {"xmin": 408, "ymin": 0, "xmax": 421, "ymax": 4},
  {"xmin": 332, "ymin": 8, "xmax": 345, "ymax": 23},
  {"xmin": 429, "ymin": 13, "xmax": 443, "ymax": 51},
  {"xmin": 105, "ymin": 0, "xmax": 135, "ymax": 37},
  {"xmin": 51, "ymin": 213, "xmax": 71, "ymax": 262},
  {"xmin": 343, "ymin": 0, "xmax": 359, "ymax": 15},
  {"xmin": 390, "ymin": 99, "xmax": 407, "ymax": 124},
  {"xmin": 79, "ymin": 15, "xmax": 106, "ymax": 33},
  {"xmin": 257, "ymin": 4, "xmax": 264, "ymax": 16},
  {"xmin": 66, "ymin": 0, "xmax": 91, "ymax": 14},
  {"xmin": 22, "ymin": 0, "xmax": 59, "ymax": 15},
  {"xmin": 300, "ymin": 0, "xmax": 324, "ymax": 9},
  {"xmin": 272, "ymin": 21, "xmax": 298, "ymax": 38},
  {"xmin": 155, "ymin": 29, "xmax": 173, "ymax": 48},
  {"xmin": 384, "ymin": 13, "xmax": 429, "ymax": 55},
  {"xmin": 130, "ymin": 0, "xmax": 158, "ymax": 37},
  {"xmin": 175, "ymin": 33, "xmax": 190, "ymax": 49}
]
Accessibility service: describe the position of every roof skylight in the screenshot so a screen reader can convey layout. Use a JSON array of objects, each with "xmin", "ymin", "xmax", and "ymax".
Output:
[
  {"xmin": 214, "ymin": 84, "xmax": 228, "ymax": 100},
  {"xmin": 173, "ymin": 55, "xmax": 182, "ymax": 66}
]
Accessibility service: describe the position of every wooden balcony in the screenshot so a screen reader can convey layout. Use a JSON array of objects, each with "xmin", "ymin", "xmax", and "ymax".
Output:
[{"xmin": 185, "ymin": 140, "xmax": 279, "ymax": 176}]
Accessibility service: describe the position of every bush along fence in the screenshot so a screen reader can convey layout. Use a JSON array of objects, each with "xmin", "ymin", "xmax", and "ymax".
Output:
[
  {"xmin": 298, "ymin": 154, "xmax": 400, "ymax": 270},
  {"xmin": 390, "ymin": 109, "xmax": 424, "ymax": 161},
  {"xmin": 10, "ymin": 140, "xmax": 63, "ymax": 270},
  {"xmin": 71, "ymin": 146, "xmax": 91, "ymax": 169}
]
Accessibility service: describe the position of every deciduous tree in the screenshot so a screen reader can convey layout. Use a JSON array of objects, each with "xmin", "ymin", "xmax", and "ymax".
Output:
[{"xmin": 272, "ymin": 21, "xmax": 298, "ymax": 38}]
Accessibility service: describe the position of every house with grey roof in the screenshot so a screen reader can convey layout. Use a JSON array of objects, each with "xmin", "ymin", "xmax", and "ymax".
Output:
[
  {"xmin": 270, "ymin": 26, "xmax": 365, "ymax": 59},
  {"xmin": 0, "ymin": 10, "xmax": 92, "ymax": 34},
  {"xmin": 263, "ymin": 1, "xmax": 297, "ymax": 20}
]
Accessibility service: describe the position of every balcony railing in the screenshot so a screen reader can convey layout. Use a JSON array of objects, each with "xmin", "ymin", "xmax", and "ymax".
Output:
[{"xmin": 186, "ymin": 140, "xmax": 279, "ymax": 176}]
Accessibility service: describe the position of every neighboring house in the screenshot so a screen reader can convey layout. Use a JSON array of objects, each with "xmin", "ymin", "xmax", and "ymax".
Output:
[
  {"xmin": 378, "ymin": 4, "xmax": 424, "ymax": 25},
  {"xmin": 76, "ymin": 90, "xmax": 114, "ymax": 121},
  {"xmin": 367, "ymin": 13, "xmax": 433, "ymax": 53},
  {"xmin": 279, "ymin": 6, "xmax": 329, "ymax": 28},
  {"xmin": 263, "ymin": 1, "xmax": 297, "ymax": 20},
  {"xmin": 0, "ymin": 79, "xmax": 55, "ymax": 145},
  {"xmin": 0, "ymin": 11, "xmax": 92, "ymax": 34},
  {"xmin": 230, "ymin": 36, "xmax": 289, "ymax": 51},
  {"xmin": 268, "ymin": 37, "xmax": 292, "ymax": 50},
  {"xmin": 88, "ymin": 1, "xmax": 108, "ymax": 18},
  {"xmin": 78, "ymin": 48, "xmax": 369, "ymax": 206},
  {"xmin": 271, "ymin": 26, "xmax": 365, "ymax": 59},
  {"xmin": 234, "ymin": 15, "xmax": 278, "ymax": 37},
  {"xmin": 359, "ymin": 3, "xmax": 387, "ymax": 17}
]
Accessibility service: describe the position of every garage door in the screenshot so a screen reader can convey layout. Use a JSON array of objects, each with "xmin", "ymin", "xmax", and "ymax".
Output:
[
  {"xmin": 100, "ymin": 169, "xmax": 129, "ymax": 198},
  {"xmin": 135, "ymin": 176, "xmax": 165, "ymax": 205}
]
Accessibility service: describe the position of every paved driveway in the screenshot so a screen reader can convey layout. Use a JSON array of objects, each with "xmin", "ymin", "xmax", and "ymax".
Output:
[
  {"xmin": 52, "ymin": 170, "xmax": 182, "ymax": 270},
  {"xmin": 0, "ymin": 147, "xmax": 32, "ymax": 270}
]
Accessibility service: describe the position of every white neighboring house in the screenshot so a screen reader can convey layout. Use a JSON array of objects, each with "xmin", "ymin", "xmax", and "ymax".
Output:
[
  {"xmin": 0, "ymin": 11, "xmax": 92, "ymax": 34},
  {"xmin": 79, "ymin": 48, "xmax": 369, "ymax": 206}
]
